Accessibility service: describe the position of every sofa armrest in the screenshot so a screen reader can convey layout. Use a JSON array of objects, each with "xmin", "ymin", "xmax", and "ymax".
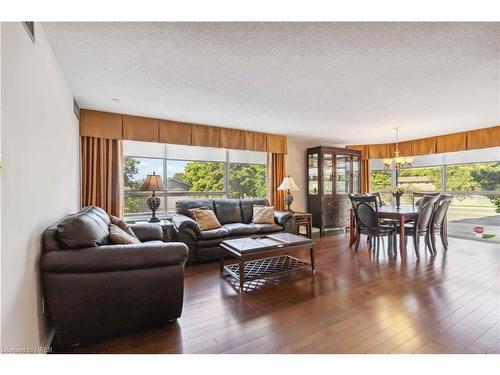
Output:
[
  {"xmin": 41, "ymin": 242, "xmax": 188, "ymax": 273},
  {"xmin": 274, "ymin": 211, "xmax": 293, "ymax": 226},
  {"xmin": 171, "ymin": 214, "xmax": 201, "ymax": 235},
  {"xmin": 129, "ymin": 223, "xmax": 163, "ymax": 242}
]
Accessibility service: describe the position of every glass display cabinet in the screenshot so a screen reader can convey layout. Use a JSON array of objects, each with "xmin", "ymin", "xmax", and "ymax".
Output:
[{"xmin": 306, "ymin": 146, "xmax": 362, "ymax": 236}]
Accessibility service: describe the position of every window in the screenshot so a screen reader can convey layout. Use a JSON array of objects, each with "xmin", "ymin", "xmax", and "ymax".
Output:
[
  {"xmin": 123, "ymin": 141, "xmax": 268, "ymax": 219},
  {"xmin": 228, "ymin": 163, "xmax": 267, "ymax": 199},
  {"xmin": 369, "ymin": 148, "xmax": 500, "ymax": 241},
  {"xmin": 370, "ymin": 169, "xmax": 392, "ymax": 205}
]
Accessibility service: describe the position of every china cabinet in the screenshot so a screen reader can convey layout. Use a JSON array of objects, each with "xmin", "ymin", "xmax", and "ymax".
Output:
[{"xmin": 306, "ymin": 146, "xmax": 362, "ymax": 236}]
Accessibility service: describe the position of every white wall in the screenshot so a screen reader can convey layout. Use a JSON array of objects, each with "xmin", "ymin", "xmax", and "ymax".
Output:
[{"xmin": 1, "ymin": 23, "xmax": 79, "ymax": 349}]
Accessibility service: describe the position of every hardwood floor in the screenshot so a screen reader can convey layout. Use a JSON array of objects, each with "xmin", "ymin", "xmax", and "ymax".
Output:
[{"xmin": 55, "ymin": 233, "xmax": 500, "ymax": 354}]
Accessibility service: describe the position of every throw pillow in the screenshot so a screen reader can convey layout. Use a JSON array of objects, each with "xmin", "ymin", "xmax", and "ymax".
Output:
[
  {"xmin": 109, "ymin": 224, "xmax": 141, "ymax": 245},
  {"xmin": 192, "ymin": 209, "xmax": 222, "ymax": 231},
  {"xmin": 109, "ymin": 215, "xmax": 138, "ymax": 238},
  {"xmin": 186, "ymin": 205, "xmax": 210, "ymax": 219},
  {"xmin": 252, "ymin": 205, "xmax": 275, "ymax": 224}
]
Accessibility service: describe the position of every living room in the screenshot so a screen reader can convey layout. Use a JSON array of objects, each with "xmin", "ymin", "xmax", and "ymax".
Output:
[{"xmin": 1, "ymin": 1, "xmax": 499, "ymax": 373}]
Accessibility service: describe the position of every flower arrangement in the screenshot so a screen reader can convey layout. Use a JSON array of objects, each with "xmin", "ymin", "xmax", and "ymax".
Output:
[
  {"xmin": 390, "ymin": 186, "xmax": 405, "ymax": 197},
  {"xmin": 390, "ymin": 186, "xmax": 405, "ymax": 209}
]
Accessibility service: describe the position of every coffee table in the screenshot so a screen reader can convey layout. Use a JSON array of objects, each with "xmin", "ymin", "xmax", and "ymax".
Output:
[{"xmin": 220, "ymin": 233, "xmax": 315, "ymax": 291}]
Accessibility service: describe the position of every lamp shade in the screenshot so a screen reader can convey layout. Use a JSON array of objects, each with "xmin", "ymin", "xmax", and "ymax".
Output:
[
  {"xmin": 138, "ymin": 172, "xmax": 167, "ymax": 192},
  {"xmin": 277, "ymin": 176, "xmax": 299, "ymax": 192}
]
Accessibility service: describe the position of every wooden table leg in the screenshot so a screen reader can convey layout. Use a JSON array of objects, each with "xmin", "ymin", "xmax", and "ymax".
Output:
[
  {"xmin": 310, "ymin": 245, "xmax": 316, "ymax": 274},
  {"xmin": 349, "ymin": 209, "xmax": 356, "ymax": 246},
  {"xmin": 219, "ymin": 249, "xmax": 225, "ymax": 274},
  {"xmin": 239, "ymin": 260, "xmax": 245, "ymax": 291},
  {"xmin": 399, "ymin": 215, "xmax": 406, "ymax": 256}
]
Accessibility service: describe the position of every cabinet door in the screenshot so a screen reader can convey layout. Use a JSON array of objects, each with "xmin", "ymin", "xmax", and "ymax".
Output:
[
  {"xmin": 332, "ymin": 196, "xmax": 351, "ymax": 228},
  {"xmin": 335, "ymin": 154, "xmax": 351, "ymax": 194},
  {"xmin": 322, "ymin": 153, "xmax": 333, "ymax": 195},
  {"xmin": 322, "ymin": 197, "xmax": 335, "ymax": 227},
  {"xmin": 308, "ymin": 153, "xmax": 319, "ymax": 195}
]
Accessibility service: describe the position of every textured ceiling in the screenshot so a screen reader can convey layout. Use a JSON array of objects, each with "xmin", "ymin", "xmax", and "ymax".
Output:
[{"xmin": 43, "ymin": 22, "xmax": 500, "ymax": 144}]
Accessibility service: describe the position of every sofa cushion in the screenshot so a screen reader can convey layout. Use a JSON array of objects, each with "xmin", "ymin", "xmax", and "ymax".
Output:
[
  {"xmin": 109, "ymin": 224, "xmax": 141, "ymax": 245},
  {"xmin": 252, "ymin": 205, "xmax": 275, "ymax": 224},
  {"xmin": 214, "ymin": 199, "xmax": 243, "ymax": 224},
  {"xmin": 175, "ymin": 199, "xmax": 215, "ymax": 216},
  {"xmin": 240, "ymin": 198, "xmax": 270, "ymax": 223},
  {"xmin": 252, "ymin": 223, "xmax": 283, "ymax": 233},
  {"xmin": 198, "ymin": 227, "xmax": 230, "ymax": 240},
  {"xmin": 192, "ymin": 209, "xmax": 222, "ymax": 231},
  {"xmin": 223, "ymin": 223, "xmax": 259, "ymax": 236},
  {"xmin": 57, "ymin": 206, "xmax": 111, "ymax": 249},
  {"xmin": 110, "ymin": 215, "xmax": 137, "ymax": 238}
]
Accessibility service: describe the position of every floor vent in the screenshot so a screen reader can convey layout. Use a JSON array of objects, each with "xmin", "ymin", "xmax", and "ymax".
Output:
[{"xmin": 22, "ymin": 22, "xmax": 35, "ymax": 43}]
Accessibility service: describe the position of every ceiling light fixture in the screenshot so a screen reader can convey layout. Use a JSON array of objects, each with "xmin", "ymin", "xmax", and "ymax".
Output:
[{"xmin": 383, "ymin": 127, "xmax": 414, "ymax": 172}]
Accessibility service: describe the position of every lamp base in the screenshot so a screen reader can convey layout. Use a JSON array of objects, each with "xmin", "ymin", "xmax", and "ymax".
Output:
[
  {"xmin": 147, "ymin": 193, "xmax": 161, "ymax": 224},
  {"xmin": 284, "ymin": 191, "xmax": 294, "ymax": 213}
]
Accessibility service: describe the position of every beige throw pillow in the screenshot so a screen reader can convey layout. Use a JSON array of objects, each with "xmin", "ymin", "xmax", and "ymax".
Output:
[
  {"xmin": 252, "ymin": 205, "xmax": 275, "ymax": 225},
  {"xmin": 109, "ymin": 224, "xmax": 141, "ymax": 245},
  {"xmin": 109, "ymin": 215, "xmax": 138, "ymax": 238},
  {"xmin": 192, "ymin": 209, "xmax": 222, "ymax": 231},
  {"xmin": 186, "ymin": 205, "xmax": 210, "ymax": 219}
]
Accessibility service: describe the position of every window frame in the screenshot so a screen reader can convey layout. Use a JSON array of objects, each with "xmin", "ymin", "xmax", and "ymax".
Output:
[
  {"xmin": 123, "ymin": 149, "xmax": 268, "ymax": 219},
  {"xmin": 369, "ymin": 157, "xmax": 500, "ymax": 198}
]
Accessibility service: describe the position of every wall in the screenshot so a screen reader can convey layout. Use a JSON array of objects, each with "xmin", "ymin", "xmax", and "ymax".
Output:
[
  {"xmin": 285, "ymin": 137, "xmax": 341, "ymax": 213},
  {"xmin": 1, "ymin": 23, "xmax": 79, "ymax": 349}
]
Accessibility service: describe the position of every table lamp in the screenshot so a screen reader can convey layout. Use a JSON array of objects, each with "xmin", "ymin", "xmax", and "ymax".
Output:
[
  {"xmin": 278, "ymin": 176, "xmax": 300, "ymax": 212},
  {"xmin": 138, "ymin": 172, "xmax": 167, "ymax": 222}
]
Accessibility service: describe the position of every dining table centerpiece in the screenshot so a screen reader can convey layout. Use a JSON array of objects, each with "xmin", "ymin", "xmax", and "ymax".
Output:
[{"xmin": 391, "ymin": 186, "xmax": 406, "ymax": 210}]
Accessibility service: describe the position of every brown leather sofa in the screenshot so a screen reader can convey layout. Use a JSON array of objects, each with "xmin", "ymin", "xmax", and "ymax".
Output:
[
  {"xmin": 41, "ymin": 206, "xmax": 188, "ymax": 347},
  {"xmin": 172, "ymin": 198, "xmax": 294, "ymax": 264}
]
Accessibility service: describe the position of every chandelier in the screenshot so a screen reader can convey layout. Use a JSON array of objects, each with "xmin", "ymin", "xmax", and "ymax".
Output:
[{"xmin": 383, "ymin": 127, "xmax": 414, "ymax": 171}]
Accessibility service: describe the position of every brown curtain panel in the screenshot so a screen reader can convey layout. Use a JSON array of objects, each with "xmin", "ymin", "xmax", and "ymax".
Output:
[
  {"xmin": 81, "ymin": 136, "xmax": 124, "ymax": 218},
  {"xmin": 268, "ymin": 153, "xmax": 286, "ymax": 211},
  {"xmin": 361, "ymin": 159, "xmax": 370, "ymax": 193}
]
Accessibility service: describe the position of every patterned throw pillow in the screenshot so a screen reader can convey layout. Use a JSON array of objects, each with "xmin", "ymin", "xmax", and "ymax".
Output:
[
  {"xmin": 252, "ymin": 205, "xmax": 275, "ymax": 225},
  {"xmin": 109, "ymin": 224, "xmax": 141, "ymax": 245},
  {"xmin": 192, "ymin": 209, "xmax": 222, "ymax": 231},
  {"xmin": 109, "ymin": 215, "xmax": 138, "ymax": 238},
  {"xmin": 186, "ymin": 206, "xmax": 210, "ymax": 219}
]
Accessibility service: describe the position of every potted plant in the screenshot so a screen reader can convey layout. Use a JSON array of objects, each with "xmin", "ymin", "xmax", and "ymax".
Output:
[{"xmin": 391, "ymin": 186, "xmax": 405, "ymax": 210}]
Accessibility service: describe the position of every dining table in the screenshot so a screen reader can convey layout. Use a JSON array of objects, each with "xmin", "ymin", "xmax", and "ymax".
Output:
[{"xmin": 349, "ymin": 205, "xmax": 419, "ymax": 254}]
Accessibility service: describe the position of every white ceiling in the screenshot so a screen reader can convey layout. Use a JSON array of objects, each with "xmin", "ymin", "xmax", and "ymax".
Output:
[{"xmin": 42, "ymin": 22, "xmax": 500, "ymax": 145}]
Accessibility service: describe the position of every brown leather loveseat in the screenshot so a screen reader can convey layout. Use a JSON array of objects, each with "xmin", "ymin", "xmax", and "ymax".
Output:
[{"xmin": 41, "ymin": 206, "xmax": 188, "ymax": 347}]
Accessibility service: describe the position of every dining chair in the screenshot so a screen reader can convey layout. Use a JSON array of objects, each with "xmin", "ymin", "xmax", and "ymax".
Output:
[
  {"xmin": 412, "ymin": 191, "xmax": 440, "ymax": 210},
  {"xmin": 368, "ymin": 192, "xmax": 386, "ymax": 207},
  {"xmin": 349, "ymin": 194, "xmax": 396, "ymax": 253},
  {"xmin": 430, "ymin": 194, "xmax": 454, "ymax": 252},
  {"xmin": 397, "ymin": 201, "xmax": 436, "ymax": 257}
]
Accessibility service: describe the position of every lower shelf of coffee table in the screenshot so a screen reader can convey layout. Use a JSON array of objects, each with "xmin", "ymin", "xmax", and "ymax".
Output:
[{"xmin": 223, "ymin": 255, "xmax": 310, "ymax": 283}]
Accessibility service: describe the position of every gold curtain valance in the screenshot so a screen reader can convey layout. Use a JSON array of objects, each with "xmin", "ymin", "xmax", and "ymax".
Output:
[
  {"xmin": 347, "ymin": 125, "xmax": 500, "ymax": 160},
  {"xmin": 80, "ymin": 109, "xmax": 287, "ymax": 154}
]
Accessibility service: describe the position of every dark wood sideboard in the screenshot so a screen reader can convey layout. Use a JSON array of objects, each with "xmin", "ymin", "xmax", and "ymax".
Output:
[{"xmin": 306, "ymin": 146, "xmax": 361, "ymax": 236}]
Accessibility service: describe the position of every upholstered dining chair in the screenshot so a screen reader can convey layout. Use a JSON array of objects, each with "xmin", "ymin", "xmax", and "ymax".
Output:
[
  {"xmin": 349, "ymin": 194, "xmax": 396, "ymax": 253},
  {"xmin": 412, "ymin": 191, "xmax": 440, "ymax": 210},
  {"xmin": 397, "ymin": 201, "xmax": 437, "ymax": 257},
  {"xmin": 429, "ymin": 194, "xmax": 454, "ymax": 252}
]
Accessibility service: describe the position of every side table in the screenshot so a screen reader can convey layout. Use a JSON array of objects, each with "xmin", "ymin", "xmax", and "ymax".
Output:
[{"xmin": 291, "ymin": 212, "xmax": 313, "ymax": 238}]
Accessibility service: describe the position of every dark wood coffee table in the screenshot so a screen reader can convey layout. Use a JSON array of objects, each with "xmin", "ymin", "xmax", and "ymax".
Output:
[{"xmin": 220, "ymin": 233, "xmax": 315, "ymax": 291}]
